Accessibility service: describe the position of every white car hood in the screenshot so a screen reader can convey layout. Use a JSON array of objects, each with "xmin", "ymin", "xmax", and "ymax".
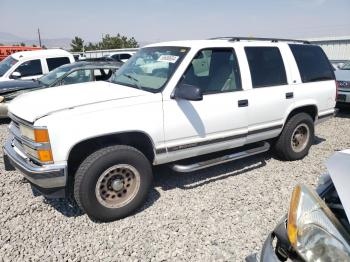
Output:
[
  {"xmin": 335, "ymin": 70, "xmax": 350, "ymax": 81},
  {"xmin": 326, "ymin": 150, "xmax": 350, "ymax": 220},
  {"xmin": 8, "ymin": 81, "xmax": 149, "ymax": 123}
]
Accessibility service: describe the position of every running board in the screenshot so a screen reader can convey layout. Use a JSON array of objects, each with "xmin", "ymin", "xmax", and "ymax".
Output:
[{"xmin": 171, "ymin": 142, "xmax": 270, "ymax": 173}]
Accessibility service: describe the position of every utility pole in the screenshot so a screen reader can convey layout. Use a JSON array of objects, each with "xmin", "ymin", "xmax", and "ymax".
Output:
[{"xmin": 37, "ymin": 28, "xmax": 42, "ymax": 47}]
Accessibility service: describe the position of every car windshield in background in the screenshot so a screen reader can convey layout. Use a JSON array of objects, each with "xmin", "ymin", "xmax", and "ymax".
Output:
[
  {"xmin": 111, "ymin": 46, "xmax": 189, "ymax": 93},
  {"xmin": 341, "ymin": 62, "xmax": 350, "ymax": 70},
  {"xmin": 0, "ymin": 56, "xmax": 18, "ymax": 77},
  {"xmin": 39, "ymin": 65, "xmax": 73, "ymax": 85}
]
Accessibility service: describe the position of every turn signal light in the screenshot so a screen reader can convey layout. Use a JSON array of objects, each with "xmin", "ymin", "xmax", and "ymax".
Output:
[
  {"xmin": 37, "ymin": 149, "xmax": 53, "ymax": 162},
  {"xmin": 287, "ymin": 184, "xmax": 301, "ymax": 247},
  {"xmin": 34, "ymin": 129, "xmax": 50, "ymax": 143}
]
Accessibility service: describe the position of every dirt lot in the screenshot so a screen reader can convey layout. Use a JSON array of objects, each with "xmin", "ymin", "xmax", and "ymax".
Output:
[{"xmin": 0, "ymin": 110, "xmax": 350, "ymax": 261}]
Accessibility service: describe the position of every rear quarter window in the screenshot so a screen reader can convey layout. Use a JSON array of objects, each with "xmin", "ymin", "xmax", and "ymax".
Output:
[
  {"xmin": 289, "ymin": 44, "xmax": 335, "ymax": 83},
  {"xmin": 46, "ymin": 57, "xmax": 71, "ymax": 71}
]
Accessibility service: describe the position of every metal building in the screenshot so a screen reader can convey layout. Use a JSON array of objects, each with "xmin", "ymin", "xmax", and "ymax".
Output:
[{"xmin": 308, "ymin": 36, "xmax": 350, "ymax": 62}]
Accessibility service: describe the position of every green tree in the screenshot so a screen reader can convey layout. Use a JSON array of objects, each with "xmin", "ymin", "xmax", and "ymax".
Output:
[
  {"xmin": 0, "ymin": 43, "xmax": 4, "ymax": 46},
  {"xmin": 20, "ymin": 42, "xmax": 25, "ymax": 46},
  {"xmin": 84, "ymin": 42, "xmax": 98, "ymax": 51},
  {"xmin": 98, "ymin": 33, "xmax": 139, "ymax": 49},
  {"xmin": 70, "ymin": 36, "xmax": 84, "ymax": 52}
]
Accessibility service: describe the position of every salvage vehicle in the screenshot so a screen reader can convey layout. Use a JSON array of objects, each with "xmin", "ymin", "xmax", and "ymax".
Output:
[
  {"xmin": 335, "ymin": 61, "xmax": 350, "ymax": 105},
  {"xmin": 3, "ymin": 37, "xmax": 337, "ymax": 221},
  {"xmin": 0, "ymin": 61, "xmax": 122, "ymax": 117},
  {"xmin": 246, "ymin": 150, "xmax": 350, "ymax": 262},
  {"xmin": 0, "ymin": 49, "xmax": 74, "ymax": 82}
]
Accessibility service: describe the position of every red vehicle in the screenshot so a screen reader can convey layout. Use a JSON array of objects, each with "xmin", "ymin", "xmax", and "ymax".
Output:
[{"xmin": 0, "ymin": 46, "xmax": 42, "ymax": 61}]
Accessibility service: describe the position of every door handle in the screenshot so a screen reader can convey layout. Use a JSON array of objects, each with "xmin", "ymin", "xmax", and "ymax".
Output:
[
  {"xmin": 238, "ymin": 99, "xmax": 249, "ymax": 107},
  {"xmin": 286, "ymin": 92, "xmax": 294, "ymax": 99}
]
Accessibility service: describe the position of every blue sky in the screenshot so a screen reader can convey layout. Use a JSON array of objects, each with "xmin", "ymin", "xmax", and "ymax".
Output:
[{"xmin": 1, "ymin": 0, "xmax": 350, "ymax": 43}]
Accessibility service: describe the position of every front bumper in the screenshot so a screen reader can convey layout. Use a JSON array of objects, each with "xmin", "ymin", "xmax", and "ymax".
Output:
[
  {"xmin": 0, "ymin": 102, "xmax": 8, "ymax": 118},
  {"xmin": 246, "ymin": 233, "xmax": 281, "ymax": 262},
  {"xmin": 3, "ymin": 138, "xmax": 67, "ymax": 196},
  {"xmin": 337, "ymin": 89, "xmax": 350, "ymax": 104}
]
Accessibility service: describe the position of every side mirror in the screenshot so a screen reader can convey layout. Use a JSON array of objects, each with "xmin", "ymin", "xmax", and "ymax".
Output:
[
  {"xmin": 172, "ymin": 83, "xmax": 203, "ymax": 101},
  {"xmin": 11, "ymin": 71, "xmax": 21, "ymax": 79}
]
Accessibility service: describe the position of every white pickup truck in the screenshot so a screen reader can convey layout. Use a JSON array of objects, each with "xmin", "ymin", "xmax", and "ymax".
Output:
[{"xmin": 3, "ymin": 37, "xmax": 336, "ymax": 221}]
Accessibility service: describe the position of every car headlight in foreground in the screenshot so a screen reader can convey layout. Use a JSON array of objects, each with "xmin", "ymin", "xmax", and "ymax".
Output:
[{"xmin": 287, "ymin": 185, "xmax": 350, "ymax": 261}]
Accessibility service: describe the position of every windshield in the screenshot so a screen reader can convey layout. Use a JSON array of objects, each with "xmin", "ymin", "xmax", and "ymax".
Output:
[
  {"xmin": 0, "ymin": 56, "xmax": 18, "ymax": 77},
  {"xmin": 111, "ymin": 46, "xmax": 189, "ymax": 92},
  {"xmin": 341, "ymin": 62, "xmax": 350, "ymax": 70},
  {"xmin": 39, "ymin": 65, "xmax": 73, "ymax": 85}
]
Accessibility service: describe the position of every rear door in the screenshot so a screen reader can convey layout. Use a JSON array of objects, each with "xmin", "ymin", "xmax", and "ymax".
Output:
[
  {"xmin": 288, "ymin": 44, "xmax": 336, "ymax": 117},
  {"xmin": 243, "ymin": 46, "xmax": 294, "ymax": 144}
]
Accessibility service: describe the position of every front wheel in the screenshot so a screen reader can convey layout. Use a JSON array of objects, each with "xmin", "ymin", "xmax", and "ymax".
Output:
[
  {"xmin": 274, "ymin": 113, "xmax": 314, "ymax": 161},
  {"xmin": 74, "ymin": 145, "xmax": 153, "ymax": 222}
]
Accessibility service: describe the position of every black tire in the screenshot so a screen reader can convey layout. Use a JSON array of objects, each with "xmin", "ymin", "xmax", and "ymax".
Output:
[
  {"xmin": 274, "ymin": 113, "xmax": 314, "ymax": 161},
  {"xmin": 74, "ymin": 145, "xmax": 153, "ymax": 222}
]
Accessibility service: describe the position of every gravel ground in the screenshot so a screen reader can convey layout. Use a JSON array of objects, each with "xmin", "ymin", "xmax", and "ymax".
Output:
[{"xmin": 1, "ymin": 110, "xmax": 350, "ymax": 262}]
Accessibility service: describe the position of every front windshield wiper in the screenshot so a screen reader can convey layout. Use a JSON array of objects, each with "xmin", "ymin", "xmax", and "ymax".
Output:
[{"xmin": 122, "ymin": 73, "xmax": 143, "ymax": 90}]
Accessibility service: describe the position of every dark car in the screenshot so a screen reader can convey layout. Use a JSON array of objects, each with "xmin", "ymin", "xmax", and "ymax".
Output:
[
  {"xmin": 246, "ymin": 150, "xmax": 350, "ymax": 262},
  {"xmin": 0, "ymin": 61, "xmax": 122, "ymax": 117}
]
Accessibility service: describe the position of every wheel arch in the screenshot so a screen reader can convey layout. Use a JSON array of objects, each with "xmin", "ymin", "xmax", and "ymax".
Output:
[
  {"xmin": 284, "ymin": 104, "xmax": 318, "ymax": 125},
  {"xmin": 67, "ymin": 131, "xmax": 156, "ymax": 177}
]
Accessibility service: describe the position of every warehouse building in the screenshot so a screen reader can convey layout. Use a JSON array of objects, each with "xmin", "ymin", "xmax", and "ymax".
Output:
[{"xmin": 308, "ymin": 36, "xmax": 350, "ymax": 62}]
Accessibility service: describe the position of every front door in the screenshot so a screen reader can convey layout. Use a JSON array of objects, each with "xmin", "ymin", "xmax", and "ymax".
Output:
[{"xmin": 163, "ymin": 48, "xmax": 248, "ymax": 162}]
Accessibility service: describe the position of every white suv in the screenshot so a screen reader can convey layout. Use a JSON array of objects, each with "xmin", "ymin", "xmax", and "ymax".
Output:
[
  {"xmin": 4, "ymin": 37, "xmax": 336, "ymax": 221},
  {"xmin": 0, "ymin": 49, "xmax": 75, "ymax": 81}
]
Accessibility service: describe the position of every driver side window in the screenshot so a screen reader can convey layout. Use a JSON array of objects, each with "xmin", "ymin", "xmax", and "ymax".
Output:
[
  {"xmin": 61, "ymin": 69, "xmax": 92, "ymax": 85},
  {"xmin": 15, "ymin": 59, "xmax": 43, "ymax": 77},
  {"xmin": 180, "ymin": 48, "xmax": 242, "ymax": 94}
]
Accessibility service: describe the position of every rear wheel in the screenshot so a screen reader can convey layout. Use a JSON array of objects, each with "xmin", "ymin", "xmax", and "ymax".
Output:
[
  {"xmin": 74, "ymin": 145, "xmax": 153, "ymax": 222},
  {"xmin": 274, "ymin": 113, "xmax": 314, "ymax": 161}
]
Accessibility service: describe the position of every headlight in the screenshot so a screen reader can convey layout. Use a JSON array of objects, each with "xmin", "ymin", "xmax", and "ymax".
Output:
[
  {"xmin": 287, "ymin": 185, "xmax": 350, "ymax": 261},
  {"xmin": 19, "ymin": 125, "xmax": 50, "ymax": 143},
  {"xmin": 18, "ymin": 124, "xmax": 53, "ymax": 163}
]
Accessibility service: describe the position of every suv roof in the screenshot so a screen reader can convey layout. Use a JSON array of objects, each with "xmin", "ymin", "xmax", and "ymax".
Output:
[
  {"xmin": 11, "ymin": 49, "xmax": 72, "ymax": 60},
  {"xmin": 146, "ymin": 37, "xmax": 311, "ymax": 49}
]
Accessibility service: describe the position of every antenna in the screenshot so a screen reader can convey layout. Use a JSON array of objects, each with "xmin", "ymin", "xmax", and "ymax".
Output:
[{"xmin": 37, "ymin": 28, "xmax": 42, "ymax": 47}]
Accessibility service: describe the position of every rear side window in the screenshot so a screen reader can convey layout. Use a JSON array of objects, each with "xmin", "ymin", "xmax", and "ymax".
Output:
[
  {"xmin": 120, "ymin": 54, "xmax": 131, "ymax": 60},
  {"xmin": 15, "ymin": 59, "xmax": 42, "ymax": 77},
  {"xmin": 46, "ymin": 57, "xmax": 71, "ymax": 71},
  {"xmin": 289, "ymin": 44, "xmax": 334, "ymax": 83},
  {"xmin": 245, "ymin": 47, "xmax": 287, "ymax": 88}
]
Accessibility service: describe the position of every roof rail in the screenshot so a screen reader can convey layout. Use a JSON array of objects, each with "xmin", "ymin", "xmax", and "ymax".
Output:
[{"xmin": 209, "ymin": 36, "xmax": 310, "ymax": 44}]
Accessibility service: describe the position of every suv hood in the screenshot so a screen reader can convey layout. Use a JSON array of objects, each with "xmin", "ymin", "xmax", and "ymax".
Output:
[
  {"xmin": 335, "ymin": 70, "xmax": 350, "ymax": 81},
  {"xmin": 326, "ymin": 150, "xmax": 350, "ymax": 221},
  {"xmin": 8, "ymin": 81, "xmax": 150, "ymax": 123}
]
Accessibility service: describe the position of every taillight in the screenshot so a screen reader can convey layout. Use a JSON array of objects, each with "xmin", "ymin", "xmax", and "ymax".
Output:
[{"xmin": 336, "ymin": 80, "xmax": 339, "ymax": 101}]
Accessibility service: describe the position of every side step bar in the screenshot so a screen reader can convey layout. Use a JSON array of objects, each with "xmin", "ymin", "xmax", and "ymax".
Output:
[{"xmin": 171, "ymin": 142, "xmax": 270, "ymax": 173}]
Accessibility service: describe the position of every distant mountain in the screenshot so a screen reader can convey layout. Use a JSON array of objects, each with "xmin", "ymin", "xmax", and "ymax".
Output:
[
  {"xmin": 0, "ymin": 32, "xmax": 71, "ymax": 49},
  {"xmin": 0, "ymin": 32, "xmax": 25, "ymax": 42}
]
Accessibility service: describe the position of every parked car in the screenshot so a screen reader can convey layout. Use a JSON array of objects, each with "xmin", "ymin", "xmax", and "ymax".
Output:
[
  {"xmin": 3, "ymin": 37, "xmax": 336, "ymax": 222},
  {"xmin": 105, "ymin": 51, "xmax": 136, "ymax": 62},
  {"xmin": 330, "ymin": 60, "xmax": 350, "ymax": 70},
  {"xmin": 0, "ymin": 49, "xmax": 74, "ymax": 82},
  {"xmin": 0, "ymin": 61, "xmax": 122, "ymax": 117},
  {"xmin": 246, "ymin": 150, "xmax": 350, "ymax": 262},
  {"xmin": 335, "ymin": 62, "xmax": 350, "ymax": 105}
]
